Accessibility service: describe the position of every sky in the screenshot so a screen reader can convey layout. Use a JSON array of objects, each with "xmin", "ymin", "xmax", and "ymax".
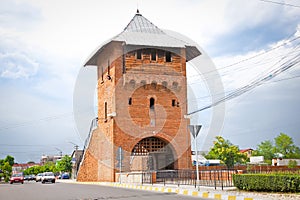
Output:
[{"xmin": 0, "ymin": 0, "xmax": 300, "ymax": 163}]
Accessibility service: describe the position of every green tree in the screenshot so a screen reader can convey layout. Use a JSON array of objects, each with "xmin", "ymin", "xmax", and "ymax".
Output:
[
  {"xmin": 23, "ymin": 162, "xmax": 58, "ymax": 175},
  {"xmin": 23, "ymin": 165, "xmax": 43, "ymax": 175},
  {"xmin": 42, "ymin": 162, "xmax": 57, "ymax": 173},
  {"xmin": 0, "ymin": 155, "xmax": 15, "ymax": 182},
  {"xmin": 205, "ymin": 136, "xmax": 247, "ymax": 169},
  {"xmin": 274, "ymin": 133, "xmax": 300, "ymax": 159},
  {"xmin": 4, "ymin": 155, "xmax": 14, "ymax": 166},
  {"xmin": 252, "ymin": 140, "xmax": 275, "ymax": 164},
  {"xmin": 56, "ymin": 155, "xmax": 72, "ymax": 173},
  {"xmin": 2, "ymin": 161, "xmax": 12, "ymax": 182}
]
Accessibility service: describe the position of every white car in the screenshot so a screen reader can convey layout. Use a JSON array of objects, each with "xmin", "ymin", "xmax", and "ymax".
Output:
[
  {"xmin": 35, "ymin": 173, "xmax": 43, "ymax": 182},
  {"xmin": 41, "ymin": 172, "xmax": 55, "ymax": 184}
]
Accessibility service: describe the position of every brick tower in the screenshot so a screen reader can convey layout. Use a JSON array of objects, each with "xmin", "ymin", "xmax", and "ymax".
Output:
[{"xmin": 77, "ymin": 10, "xmax": 201, "ymax": 182}]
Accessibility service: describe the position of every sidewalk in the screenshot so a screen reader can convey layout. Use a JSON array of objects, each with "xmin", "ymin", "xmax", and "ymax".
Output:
[{"xmin": 58, "ymin": 179, "xmax": 300, "ymax": 200}]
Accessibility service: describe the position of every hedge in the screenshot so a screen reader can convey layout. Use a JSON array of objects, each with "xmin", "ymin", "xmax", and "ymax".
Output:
[{"xmin": 233, "ymin": 173, "xmax": 300, "ymax": 192}]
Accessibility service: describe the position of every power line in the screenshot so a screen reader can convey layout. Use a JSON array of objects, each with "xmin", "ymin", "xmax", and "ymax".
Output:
[
  {"xmin": 259, "ymin": 0, "xmax": 300, "ymax": 8},
  {"xmin": 0, "ymin": 107, "xmax": 96, "ymax": 131},
  {"xmin": 187, "ymin": 35, "xmax": 300, "ymax": 79},
  {"xmin": 187, "ymin": 48, "xmax": 300, "ymax": 115}
]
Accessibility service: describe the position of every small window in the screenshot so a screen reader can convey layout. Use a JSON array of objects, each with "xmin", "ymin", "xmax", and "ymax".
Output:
[
  {"xmin": 151, "ymin": 81, "xmax": 157, "ymax": 89},
  {"xmin": 172, "ymin": 81, "xmax": 178, "ymax": 89},
  {"xmin": 129, "ymin": 79, "xmax": 136, "ymax": 88},
  {"xmin": 157, "ymin": 50, "xmax": 164, "ymax": 59},
  {"xmin": 162, "ymin": 81, "xmax": 168, "ymax": 89},
  {"xmin": 172, "ymin": 99, "xmax": 176, "ymax": 107},
  {"xmin": 151, "ymin": 50, "xmax": 156, "ymax": 61},
  {"xmin": 166, "ymin": 51, "xmax": 172, "ymax": 62},
  {"xmin": 150, "ymin": 98, "xmax": 155, "ymax": 110},
  {"xmin": 136, "ymin": 50, "xmax": 142, "ymax": 59},
  {"xmin": 128, "ymin": 97, "xmax": 132, "ymax": 105},
  {"xmin": 141, "ymin": 80, "xmax": 147, "ymax": 89}
]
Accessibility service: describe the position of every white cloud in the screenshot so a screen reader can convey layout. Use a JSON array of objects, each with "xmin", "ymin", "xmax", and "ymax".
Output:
[
  {"xmin": 212, "ymin": 28, "xmax": 300, "ymax": 93},
  {"xmin": 0, "ymin": 0, "xmax": 300, "ymax": 161},
  {"xmin": 0, "ymin": 52, "xmax": 39, "ymax": 79}
]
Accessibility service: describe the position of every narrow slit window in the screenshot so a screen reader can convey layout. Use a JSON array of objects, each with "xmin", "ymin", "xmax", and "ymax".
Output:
[
  {"xmin": 172, "ymin": 99, "xmax": 176, "ymax": 107},
  {"xmin": 150, "ymin": 98, "xmax": 155, "ymax": 110},
  {"xmin": 101, "ymin": 66, "xmax": 104, "ymax": 83},
  {"xmin": 128, "ymin": 97, "xmax": 132, "ymax": 105},
  {"xmin": 151, "ymin": 50, "xmax": 156, "ymax": 61},
  {"xmin": 166, "ymin": 51, "xmax": 172, "ymax": 62},
  {"xmin": 136, "ymin": 50, "xmax": 142, "ymax": 59},
  {"xmin": 104, "ymin": 102, "xmax": 107, "ymax": 121}
]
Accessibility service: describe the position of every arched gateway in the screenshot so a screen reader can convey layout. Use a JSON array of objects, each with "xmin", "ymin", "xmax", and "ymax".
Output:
[
  {"xmin": 77, "ymin": 10, "xmax": 202, "ymax": 182},
  {"xmin": 131, "ymin": 137, "xmax": 175, "ymax": 171}
]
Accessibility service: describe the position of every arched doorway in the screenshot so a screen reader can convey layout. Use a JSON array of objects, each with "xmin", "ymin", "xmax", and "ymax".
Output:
[{"xmin": 131, "ymin": 137, "xmax": 175, "ymax": 171}]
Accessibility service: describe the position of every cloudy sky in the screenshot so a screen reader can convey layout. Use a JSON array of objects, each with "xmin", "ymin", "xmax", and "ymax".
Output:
[{"xmin": 1, "ymin": 0, "xmax": 300, "ymax": 163}]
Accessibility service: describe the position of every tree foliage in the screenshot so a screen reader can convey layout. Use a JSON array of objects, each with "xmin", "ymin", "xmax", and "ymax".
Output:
[
  {"xmin": 23, "ymin": 155, "xmax": 72, "ymax": 175},
  {"xmin": 23, "ymin": 162, "xmax": 59, "ymax": 175},
  {"xmin": 253, "ymin": 133, "xmax": 300, "ymax": 162},
  {"xmin": 56, "ymin": 155, "xmax": 72, "ymax": 173},
  {"xmin": 252, "ymin": 140, "xmax": 275, "ymax": 164},
  {"xmin": 274, "ymin": 133, "xmax": 300, "ymax": 159},
  {"xmin": 0, "ymin": 155, "xmax": 15, "ymax": 182},
  {"xmin": 205, "ymin": 136, "xmax": 247, "ymax": 169},
  {"xmin": 4, "ymin": 155, "xmax": 14, "ymax": 166}
]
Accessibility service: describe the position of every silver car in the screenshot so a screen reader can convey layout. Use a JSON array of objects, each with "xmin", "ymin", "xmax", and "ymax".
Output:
[
  {"xmin": 35, "ymin": 173, "xmax": 43, "ymax": 182},
  {"xmin": 41, "ymin": 172, "xmax": 55, "ymax": 184}
]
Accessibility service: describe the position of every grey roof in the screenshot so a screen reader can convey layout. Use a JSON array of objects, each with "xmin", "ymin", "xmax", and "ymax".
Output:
[
  {"xmin": 84, "ymin": 10, "xmax": 201, "ymax": 66},
  {"xmin": 123, "ymin": 11, "xmax": 164, "ymax": 34}
]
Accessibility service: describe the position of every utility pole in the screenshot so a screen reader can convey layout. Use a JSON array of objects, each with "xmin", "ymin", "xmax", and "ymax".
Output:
[
  {"xmin": 117, "ymin": 146, "xmax": 124, "ymax": 184},
  {"xmin": 189, "ymin": 125, "xmax": 202, "ymax": 191},
  {"xmin": 55, "ymin": 147, "xmax": 63, "ymax": 157},
  {"xmin": 68, "ymin": 141, "xmax": 79, "ymax": 151}
]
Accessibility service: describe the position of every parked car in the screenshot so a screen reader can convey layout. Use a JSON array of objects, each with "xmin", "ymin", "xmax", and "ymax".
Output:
[
  {"xmin": 26, "ymin": 174, "xmax": 36, "ymax": 181},
  {"xmin": 35, "ymin": 173, "xmax": 43, "ymax": 182},
  {"xmin": 41, "ymin": 172, "xmax": 55, "ymax": 184},
  {"xmin": 61, "ymin": 173, "xmax": 70, "ymax": 179},
  {"xmin": 24, "ymin": 175, "xmax": 30, "ymax": 181},
  {"xmin": 10, "ymin": 173, "xmax": 24, "ymax": 184}
]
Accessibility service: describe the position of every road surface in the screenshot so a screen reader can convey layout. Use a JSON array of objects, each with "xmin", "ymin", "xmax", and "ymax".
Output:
[{"xmin": 0, "ymin": 181, "xmax": 208, "ymax": 200}]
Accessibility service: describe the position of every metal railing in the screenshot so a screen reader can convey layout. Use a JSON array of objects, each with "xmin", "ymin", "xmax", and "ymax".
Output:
[
  {"xmin": 77, "ymin": 117, "xmax": 98, "ymax": 177},
  {"xmin": 141, "ymin": 169, "xmax": 236, "ymax": 190},
  {"xmin": 84, "ymin": 117, "xmax": 98, "ymax": 150}
]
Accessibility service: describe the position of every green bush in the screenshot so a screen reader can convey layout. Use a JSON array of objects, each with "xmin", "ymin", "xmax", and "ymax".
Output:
[
  {"xmin": 233, "ymin": 173, "xmax": 300, "ymax": 192},
  {"xmin": 288, "ymin": 160, "xmax": 297, "ymax": 169}
]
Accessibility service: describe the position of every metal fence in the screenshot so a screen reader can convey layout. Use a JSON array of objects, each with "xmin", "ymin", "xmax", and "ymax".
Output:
[{"xmin": 141, "ymin": 169, "xmax": 237, "ymax": 190}]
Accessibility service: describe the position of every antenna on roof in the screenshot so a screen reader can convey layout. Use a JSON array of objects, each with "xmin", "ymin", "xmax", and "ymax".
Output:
[
  {"xmin": 136, "ymin": 8, "xmax": 141, "ymax": 16},
  {"xmin": 136, "ymin": 1, "xmax": 141, "ymax": 15}
]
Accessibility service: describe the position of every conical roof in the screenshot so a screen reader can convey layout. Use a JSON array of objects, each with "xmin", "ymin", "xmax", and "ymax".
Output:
[
  {"xmin": 84, "ymin": 11, "xmax": 201, "ymax": 66},
  {"xmin": 123, "ymin": 9, "xmax": 164, "ymax": 34}
]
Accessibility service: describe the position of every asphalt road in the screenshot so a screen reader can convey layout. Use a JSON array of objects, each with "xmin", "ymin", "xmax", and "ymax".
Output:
[{"xmin": 0, "ymin": 181, "xmax": 208, "ymax": 200}]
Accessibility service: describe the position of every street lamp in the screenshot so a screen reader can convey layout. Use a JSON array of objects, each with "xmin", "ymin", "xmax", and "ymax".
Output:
[{"xmin": 189, "ymin": 125, "xmax": 202, "ymax": 191}]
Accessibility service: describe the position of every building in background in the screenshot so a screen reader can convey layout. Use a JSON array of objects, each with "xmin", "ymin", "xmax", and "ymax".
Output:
[
  {"xmin": 12, "ymin": 163, "xmax": 40, "ymax": 174},
  {"xmin": 40, "ymin": 155, "xmax": 62, "ymax": 165},
  {"xmin": 240, "ymin": 148, "xmax": 253, "ymax": 158},
  {"xmin": 71, "ymin": 150, "xmax": 83, "ymax": 179}
]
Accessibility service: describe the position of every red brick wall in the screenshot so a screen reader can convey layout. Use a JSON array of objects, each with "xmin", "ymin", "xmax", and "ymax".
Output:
[{"xmin": 78, "ymin": 47, "xmax": 191, "ymax": 182}]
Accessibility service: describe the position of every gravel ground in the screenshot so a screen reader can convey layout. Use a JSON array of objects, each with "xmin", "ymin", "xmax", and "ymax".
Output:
[{"xmin": 218, "ymin": 189, "xmax": 300, "ymax": 200}]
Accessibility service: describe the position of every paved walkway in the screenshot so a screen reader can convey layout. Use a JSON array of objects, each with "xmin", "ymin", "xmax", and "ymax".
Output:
[{"xmin": 58, "ymin": 180, "xmax": 300, "ymax": 200}]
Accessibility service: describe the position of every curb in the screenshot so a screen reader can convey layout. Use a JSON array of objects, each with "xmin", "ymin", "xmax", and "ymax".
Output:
[
  {"xmin": 67, "ymin": 181, "xmax": 254, "ymax": 200},
  {"xmin": 108, "ymin": 183, "xmax": 254, "ymax": 200}
]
